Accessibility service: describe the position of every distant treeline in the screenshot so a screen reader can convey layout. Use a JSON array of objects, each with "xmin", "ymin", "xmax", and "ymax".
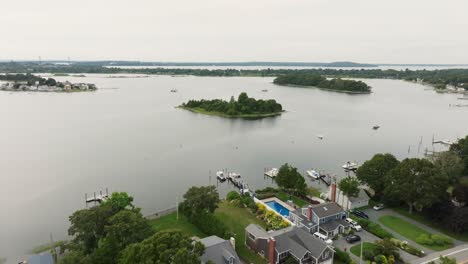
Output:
[
  {"xmin": 1, "ymin": 62, "xmax": 468, "ymax": 89},
  {"xmin": 182, "ymin": 92, "xmax": 283, "ymax": 116},
  {"xmin": 273, "ymin": 74, "xmax": 371, "ymax": 93},
  {"xmin": 0, "ymin": 73, "xmax": 58, "ymax": 86}
]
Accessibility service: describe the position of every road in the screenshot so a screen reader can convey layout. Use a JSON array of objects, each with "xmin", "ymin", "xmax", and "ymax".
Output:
[{"xmin": 410, "ymin": 244, "xmax": 468, "ymax": 264}]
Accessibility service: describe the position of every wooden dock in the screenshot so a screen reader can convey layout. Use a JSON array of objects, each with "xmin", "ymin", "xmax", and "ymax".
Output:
[{"xmin": 85, "ymin": 189, "xmax": 109, "ymax": 205}]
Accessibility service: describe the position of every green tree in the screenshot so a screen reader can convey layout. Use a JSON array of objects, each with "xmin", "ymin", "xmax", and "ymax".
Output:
[
  {"xmin": 450, "ymin": 135, "xmax": 468, "ymax": 175},
  {"xmin": 118, "ymin": 232, "xmax": 204, "ymax": 264},
  {"xmin": 439, "ymin": 256, "xmax": 457, "ymax": 264},
  {"xmin": 356, "ymin": 153, "xmax": 399, "ymax": 198},
  {"xmin": 179, "ymin": 185, "xmax": 220, "ymax": 219},
  {"xmin": 375, "ymin": 238, "xmax": 399, "ymax": 259},
  {"xmin": 103, "ymin": 192, "xmax": 135, "ymax": 211},
  {"xmin": 275, "ymin": 163, "xmax": 307, "ymax": 195},
  {"xmin": 57, "ymin": 251, "xmax": 91, "ymax": 264},
  {"xmin": 432, "ymin": 151, "xmax": 464, "ymax": 184},
  {"xmin": 384, "ymin": 158, "xmax": 449, "ymax": 214},
  {"xmin": 338, "ymin": 176, "xmax": 360, "ymax": 197}
]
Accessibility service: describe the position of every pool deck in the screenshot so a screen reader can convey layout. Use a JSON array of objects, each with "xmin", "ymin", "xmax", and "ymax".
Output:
[{"xmin": 254, "ymin": 197, "xmax": 295, "ymax": 225}]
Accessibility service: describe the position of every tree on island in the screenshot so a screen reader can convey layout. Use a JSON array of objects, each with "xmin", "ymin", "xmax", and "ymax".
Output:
[
  {"xmin": 118, "ymin": 231, "xmax": 205, "ymax": 264},
  {"xmin": 384, "ymin": 158, "xmax": 449, "ymax": 214},
  {"xmin": 273, "ymin": 73, "xmax": 371, "ymax": 93},
  {"xmin": 356, "ymin": 153, "xmax": 399, "ymax": 198},
  {"xmin": 338, "ymin": 176, "xmax": 360, "ymax": 197},
  {"xmin": 275, "ymin": 163, "xmax": 307, "ymax": 196}
]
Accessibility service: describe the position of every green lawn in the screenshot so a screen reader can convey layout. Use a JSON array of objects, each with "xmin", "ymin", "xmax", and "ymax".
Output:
[
  {"xmin": 276, "ymin": 191, "xmax": 308, "ymax": 207},
  {"xmin": 307, "ymin": 187, "xmax": 321, "ymax": 198},
  {"xmin": 350, "ymin": 242, "xmax": 379, "ymax": 258},
  {"xmin": 392, "ymin": 207, "xmax": 468, "ymax": 242},
  {"xmin": 215, "ymin": 201, "xmax": 267, "ymax": 264},
  {"xmin": 148, "ymin": 212, "xmax": 206, "ymax": 238},
  {"xmin": 379, "ymin": 215, "xmax": 452, "ymax": 251}
]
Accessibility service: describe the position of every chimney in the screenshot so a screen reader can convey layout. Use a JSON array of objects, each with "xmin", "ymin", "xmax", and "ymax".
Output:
[
  {"xmin": 331, "ymin": 183, "xmax": 337, "ymax": 203},
  {"xmin": 229, "ymin": 237, "xmax": 236, "ymax": 249},
  {"xmin": 307, "ymin": 205, "xmax": 312, "ymax": 221},
  {"xmin": 268, "ymin": 237, "xmax": 276, "ymax": 264}
]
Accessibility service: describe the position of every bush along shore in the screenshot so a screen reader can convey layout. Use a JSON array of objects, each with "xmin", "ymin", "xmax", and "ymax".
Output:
[
  {"xmin": 273, "ymin": 73, "xmax": 371, "ymax": 93},
  {"xmin": 178, "ymin": 92, "xmax": 284, "ymax": 119}
]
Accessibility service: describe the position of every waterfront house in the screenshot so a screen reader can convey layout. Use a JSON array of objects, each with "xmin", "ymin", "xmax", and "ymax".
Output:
[
  {"xmin": 289, "ymin": 202, "xmax": 350, "ymax": 239},
  {"xmin": 245, "ymin": 224, "xmax": 334, "ymax": 264},
  {"xmin": 199, "ymin": 236, "xmax": 240, "ymax": 264},
  {"xmin": 327, "ymin": 183, "xmax": 369, "ymax": 210}
]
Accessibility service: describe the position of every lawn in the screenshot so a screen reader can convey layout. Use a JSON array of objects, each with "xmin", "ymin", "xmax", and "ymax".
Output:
[
  {"xmin": 148, "ymin": 212, "xmax": 206, "ymax": 238},
  {"xmin": 392, "ymin": 207, "xmax": 468, "ymax": 242},
  {"xmin": 276, "ymin": 191, "xmax": 308, "ymax": 207},
  {"xmin": 350, "ymin": 242, "xmax": 379, "ymax": 258},
  {"xmin": 215, "ymin": 201, "xmax": 267, "ymax": 264},
  {"xmin": 379, "ymin": 215, "xmax": 452, "ymax": 251}
]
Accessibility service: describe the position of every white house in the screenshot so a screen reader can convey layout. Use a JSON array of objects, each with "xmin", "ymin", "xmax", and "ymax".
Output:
[{"xmin": 327, "ymin": 183, "xmax": 370, "ymax": 211}]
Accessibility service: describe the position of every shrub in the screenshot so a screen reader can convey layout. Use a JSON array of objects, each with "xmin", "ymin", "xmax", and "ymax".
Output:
[
  {"xmin": 416, "ymin": 234, "xmax": 433, "ymax": 245},
  {"xmin": 367, "ymin": 223, "xmax": 393, "ymax": 239},
  {"xmin": 226, "ymin": 191, "xmax": 240, "ymax": 201},
  {"xmin": 334, "ymin": 248, "xmax": 353, "ymax": 264},
  {"xmin": 389, "ymin": 238, "xmax": 424, "ymax": 257},
  {"xmin": 240, "ymin": 195, "xmax": 258, "ymax": 213},
  {"xmin": 191, "ymin": 211, "xmax": 229, "ymax": 239},
  {"xmin": 431, "ymin": 234, "xmax": 453, "ymax": 246},
  {"xmin": 374, "ymin": 255, "xmax": 388, "ymax": 264}
]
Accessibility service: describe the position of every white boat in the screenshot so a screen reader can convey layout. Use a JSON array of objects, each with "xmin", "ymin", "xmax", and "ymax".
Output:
[
  {"xmin": 306, "ymin": 169, "xmax": 320, "ymax": 179},
  {"xmin": 216, "ymin": 171, "xmax": 226, "ymax": 181},
  {"xmin": 261, "ymin": 89, "xmax": 268, "ymax": 92},
  {"xmin": 342, "ymin": 161, "xmax": 358, "ymax": 170},
  {"xmin": 372, "ymin": 125, "xmax": 380, "ymax": 130},
  {"xmin": 317, "ymin": 135, "xmax": 324, "ymax": 140},
  {"xmin": 265, "ymin": 168, "xmax": 279, "ymax": 178},
  {"xmin": 170, "ymin": 88, "xmax": 178, "ymax": 92},
  {"xmin": 228, "ymin": 172, "xmax": 241, "ymax": 179}
]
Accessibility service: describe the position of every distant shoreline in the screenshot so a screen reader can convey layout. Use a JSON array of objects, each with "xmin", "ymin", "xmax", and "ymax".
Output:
[
  {"xmin": 275, "ymin": 83, "xmax": 372, "ymax": 94},
  {"xmin": 177, "ymin": 106, "xmax": 284, "ymax": 119}
]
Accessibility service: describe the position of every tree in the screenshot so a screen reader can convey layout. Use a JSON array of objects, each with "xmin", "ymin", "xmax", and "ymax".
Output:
[
  {"xmin": 118, "ymin": 231, "xmax": 204, "ymax": 264},
  {"xmin": 338, "ymin": 176, "xmax": 360, "ymax": 197},
  {"xmin": 356, "ymin": 153, "xmax": 399, "ymax": 198},
  {"xmin": 93, "ymin": 210, "xmax": 154, "ymax": 263},
  {"xmin": 384, "ymin": 158, "xmax": 449, "ymax": 214},
  {"xmin": 452, "ymin": 184, "xmax": 468, "ymax": 204},
  {"xmin": 439, "ymin": 256, "xmax": 457, "ymax": 264},
  {"xmin": 57, "ymin": 251, "xmax": 92, "ymax": 264},
  {"xmin": 375, "ymin": 238, "xmax": 399, "ymax": 260},
  {"xmin": 449, "ymin": 207, "xmax": 468, "ymax": 233},
  {"xmin": 179, "ymin": 185, "xmax": 220, "ymax": 219},
  {"xmin": 103, "ymin": 192, "xmax": 135, "ymax": 211},
  {"xmin": 450, "ymin": 135, "xmax": 468, "ymax": 175},
  {"xmin": 432, "ymin": 151, "xmax": 464, "ymax": 184},
  {"xmin": 275, "ymin": 163, "xmax": 306, "ymax": 195}
]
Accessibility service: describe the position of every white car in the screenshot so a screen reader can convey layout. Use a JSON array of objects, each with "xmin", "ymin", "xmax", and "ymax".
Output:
[
  {"xmin": 313, "ymin": 232, "xmax": 333, "ymax": 245},
  {"xmin": 373, "ymin": 204, "xmax": 385, "ymax": 211},
  {"xmin": 345, "ymin": 218, "xmax": 362, "ymax": 231}
]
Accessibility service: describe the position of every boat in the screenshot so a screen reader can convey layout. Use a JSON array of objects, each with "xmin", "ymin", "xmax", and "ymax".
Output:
[
  {"xmin": 170, "ymin": 88, "xmax": 178, "ymax": 93},
  {"xmin": 216, "ymin": 171, "xmax": 226, "ymax": 181},
  {"xmin": 265, "ymin": 168, "xmax": 279, "ymax": 178},
  {"xmin": 227, "ymin": 172, "xmax": 241, "ymax": 179},
  {"xmin": 457, "ymin": 97, "xmax": 468, "ymax": 100},
  {"xmin": 372, "ymin": 125, "xmax": 380, "ymax": 130},
  {"xmin": 317, "ymin": 135, "xmax": 324, "ymax": 140},
  {"xmin": 261, "ymin": 89, "xmax": 268, "ymax": 92},
  {"xmin": 306, "ymin": 169, "xmax": 320, "ymax": 179},
  {"xmin": 342, "ymin": 161, "xmax": 358, "ymax": 170}
]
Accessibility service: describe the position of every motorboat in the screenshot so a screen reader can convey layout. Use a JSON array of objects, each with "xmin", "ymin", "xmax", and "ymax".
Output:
[
  {"xmin": 306, "ymin": 169, "xmax": 320, "ymax": 179},
  {"xmin": 342, "ymin": 161, "xmax": 358, "ymax": 170}
]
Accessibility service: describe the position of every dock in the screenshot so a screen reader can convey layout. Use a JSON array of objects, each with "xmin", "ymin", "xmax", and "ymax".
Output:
[
  {"xmin": 85, "ymin": 189, "xmax": 109, "ymax": 205},
  {"xmin": 264, "ymin": 168, "xmax": 279, "ymax": 178}
]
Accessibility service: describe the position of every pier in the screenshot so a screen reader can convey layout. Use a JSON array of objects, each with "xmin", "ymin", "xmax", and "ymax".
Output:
[
  {"xmin": 85, "ymin": 189, "xmax": 109, "ymax": 206},
  {"xmin": 264, "ymin": 168, "xmax": 278, "ymax": 178}
]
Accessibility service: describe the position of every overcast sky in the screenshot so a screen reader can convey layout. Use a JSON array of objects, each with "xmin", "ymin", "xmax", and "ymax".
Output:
[{"xmin": 1, "ymin": 0, "xmax": 467, "ymax": 64}]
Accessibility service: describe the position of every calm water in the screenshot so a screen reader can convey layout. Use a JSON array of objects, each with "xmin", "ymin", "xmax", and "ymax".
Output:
[{"xmin": 1, "ymin": 75, "xmax": 467, "ymax": 262}]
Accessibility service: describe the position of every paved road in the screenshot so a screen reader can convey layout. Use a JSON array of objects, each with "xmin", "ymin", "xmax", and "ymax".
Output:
[{"xmin": 410, "ymin": 244, "xmax": 468, "ymax": 264}]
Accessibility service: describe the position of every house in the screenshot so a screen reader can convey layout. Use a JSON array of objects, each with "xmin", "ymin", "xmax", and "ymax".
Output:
[
  {"xmin": 245, "ymin": 224, "xmax": 334, "ymax": 264},
  {"xmin": 289, "ymin": 202, "xmax": 350, "ymax": 238},
  {"xmin": 327, "ymin": 183, "xmax": 370, "ymax": 210},
  {"xmin": 199, "ymin": 235, "xmax": 240, "ymax": 264}
]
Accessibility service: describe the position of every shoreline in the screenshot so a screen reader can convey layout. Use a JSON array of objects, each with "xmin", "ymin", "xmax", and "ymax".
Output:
[
  {"xmin": 177, "ymin": 106, "xmax": 284, "ymax": 119},
  {"xmin": 274, "ymin": 83, "xmax": 372, "ymax": 94}
]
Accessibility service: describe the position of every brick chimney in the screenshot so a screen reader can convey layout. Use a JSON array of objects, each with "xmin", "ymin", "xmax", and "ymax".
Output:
[
  {"xmin": 268, "ymin": 237, "xmax": 276, "ymax": 264},
  {"xmin": 330, "ymin": 183, "xmax": 337, "ymax": 202},
  {"xmin": 307, "ymin": 205, "xmax": 312, "ymax": 221}
]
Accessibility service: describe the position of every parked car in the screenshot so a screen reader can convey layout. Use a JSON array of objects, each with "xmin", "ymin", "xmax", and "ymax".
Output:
[
  {"xmin": 345, "ymin": 218, "xmax": 362, "ymax": 231},
  {"xmin": 373, "ymin": 204, "xmax": 385, "ymax": 211},
  {"xmin": 351, "ymin": 210, "xmax": 369, "ymax": 219},
  {"xmin": 313, "ymin": 232, "xmax": 333, "ymax": 245},
  {"xmin": 345, "ymin": 234, "xmax": 361, "ymax": 243}
]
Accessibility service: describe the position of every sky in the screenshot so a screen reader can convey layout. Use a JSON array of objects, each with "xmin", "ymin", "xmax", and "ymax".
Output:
[{"xmin": 1, "ymin": 0, "xmax": 467, "ymax": 64}]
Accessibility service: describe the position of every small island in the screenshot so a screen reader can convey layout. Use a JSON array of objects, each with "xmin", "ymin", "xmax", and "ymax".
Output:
[
  {"xmin": 273, "ymin": 73, "xmax": 371, "ymax": 94},
  {"xmin": 0, "ymin": 73, "xmax": 96, "ymax": 92},
  {"xmin": 179, "ymin": 92, "xmax": 284, "ymax": 119}
]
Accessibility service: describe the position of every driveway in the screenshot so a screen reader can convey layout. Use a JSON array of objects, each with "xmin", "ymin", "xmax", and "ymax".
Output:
[{"xmin": 333, "ymin": 229, "xmax": 418, "ymax": 263}]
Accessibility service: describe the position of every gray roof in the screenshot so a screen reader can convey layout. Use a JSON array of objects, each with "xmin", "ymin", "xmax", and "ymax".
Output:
[
  {"xmin": 28, "ymin": 253, "xmax": 54, "ymax": 264},
  {"xmin": 311, "ymin": 203, "xmax": 344, "ymax": 218},
  {"xmin": 199, "ymin": 236, "xmax": 240, "ymax": 264},
  {"xmin": 348, "ymin": 189, "xmax": 370, "ymax": 203},
  {"xmin": 274, "ymin": 227, "xmax": 328, "ymax": 258},
  {"xmin": 319, "ymin": 219, "xmax": 350, "ymax": 232}
]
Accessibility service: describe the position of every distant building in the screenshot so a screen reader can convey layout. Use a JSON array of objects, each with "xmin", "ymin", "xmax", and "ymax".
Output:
[
  {"xmin": 245, "ymin": 224, "xmax": 334, "ymax": 264},
  {"xmin": 199, "ymin": 236, "xmax": 240, "ymax": 264}
]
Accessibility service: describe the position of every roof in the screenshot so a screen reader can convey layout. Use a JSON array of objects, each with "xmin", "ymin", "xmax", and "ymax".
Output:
[
  {"xmin": 319, "ymin": 219, "xmax": 350, "ymax": 232},
  {"xmin": 28, "ymin": 253, "xmax": 54, "ymax": 264},
  {"xmin": 274, "ymin": 227, "xmax": 329, "ymax": 258},
  {"xmin": 246, "ymin": 224, "xmax": 294, "ymax": 238},
  {"xmin": 348, "ymin": 189, "xmax": 370, "ymax": 203},
  {"xmin": 199, "ymin": 236, "xmax": 240, "ymax": 264},
  {"xmin": 311, "ymin": 203, "xmax": 344, "ymax": 218}
]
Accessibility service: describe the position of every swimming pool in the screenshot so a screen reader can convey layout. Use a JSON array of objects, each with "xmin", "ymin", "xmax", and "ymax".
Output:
[{"xmin": 265, "ymin": 200, "xmax": 290, "ymax": 217}]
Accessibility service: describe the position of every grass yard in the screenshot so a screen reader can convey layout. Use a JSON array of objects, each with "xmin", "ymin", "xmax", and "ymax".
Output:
[
  {"xmin": 350, "ymin": 242, "xmax": 379, "ymax": 258},
  {"xmin": 148, "ymin": 212, "xmax": 206, "ymax": 238},
  {"xmin": 276, "ymin": 191, "xmax": 308, "ymax": 207},
  {"xmin": 379, "ymin": 215, "xmax": 452, "ymax": 251},
  {"xmin": 215, "ymin": 201, "xmax": 267, "ymax": 264},
  {"xmin": 392, "ymin": 207, "xmax": 468, "ymax": 242}
]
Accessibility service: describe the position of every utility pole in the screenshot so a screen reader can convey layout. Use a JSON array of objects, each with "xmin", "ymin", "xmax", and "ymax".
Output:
[
  {"xmin": 359, "ymin": 242, "xmax": 363, "ymax": 264},
  {"xmin": 176, "ymin": 196, "xmax": 179, "ymax": 221}
]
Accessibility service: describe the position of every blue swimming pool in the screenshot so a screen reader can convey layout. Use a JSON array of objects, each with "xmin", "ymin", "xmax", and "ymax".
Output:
[{"xmin": 265, "ymin": 201, "xmax": 290, "ymax": 217}]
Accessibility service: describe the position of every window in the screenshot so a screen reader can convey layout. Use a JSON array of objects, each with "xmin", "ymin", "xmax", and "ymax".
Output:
[
  {"xmin": 279, "ymin": 252, "xmax": 289, "ymax": 260},
  {"xmin": 229, "ymin": 257, "xmax": 234, "ymax": 264},
  {"xmin": 248, "ymin": 232, "xmax": 255, "ymax": 240}
]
